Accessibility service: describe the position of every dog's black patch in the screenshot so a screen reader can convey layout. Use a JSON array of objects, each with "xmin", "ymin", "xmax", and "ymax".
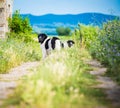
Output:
[
  {"xmin": 51, "ymin": 37, "xmax": 60, "ymax": 50},
  {"xmin": 38, "ymin": 33, "xmax": 47, "ymax": 44},
  {"xmin": 45, "ymin": 39, "xmax": 50, "ymax": 50},
  {"xmin": 67, "ymin": 40, "xmax": 75, "ymax": 47},
  {"xmin": 61, "ymin": 42, "xmax": 64, "ymax": 48}
]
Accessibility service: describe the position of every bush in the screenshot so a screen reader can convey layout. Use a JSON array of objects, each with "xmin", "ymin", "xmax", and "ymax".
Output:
[
  {"xmin": 56, "ymin": 26, "xmax": 71, "ymax": 36},
  {"xmin": 8, "ymin": 10, "xmax": 32, "ymax": 34},
  {"xmin": 74, "ymin": 24, "xmax": 99, "ymax": 48},
  {"xmin": 7, "ymin": 32, "xmax": 36, "ymax": 43},
  {"xmin": 97, "ymin": 20, "xmax": 120, "ymax": 82},
  {"xmin": 88, "ymin": 20, "xmax": 120, "ymax": 83},
  {"xmin": 73, "ymin": 21, "xmax": 120, "ymax": 83},
  {"xmin": 8, "ymin": 10, "xmax": 34, "ymax": 42}
]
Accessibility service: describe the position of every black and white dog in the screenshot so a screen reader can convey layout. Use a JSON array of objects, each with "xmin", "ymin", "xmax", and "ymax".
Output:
[{"xmin": 38, "ymin": 33, "xmax": 75, "ymax": 58}]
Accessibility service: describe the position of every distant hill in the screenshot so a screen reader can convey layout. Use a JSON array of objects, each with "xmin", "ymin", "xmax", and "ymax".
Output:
[
  {"xmin": 21, "ymin": 13, "xmax": 118, "ymax": 25},
  {"xmin": 21, "ymin": 13, "xmax": 119, "ymax": 35}
]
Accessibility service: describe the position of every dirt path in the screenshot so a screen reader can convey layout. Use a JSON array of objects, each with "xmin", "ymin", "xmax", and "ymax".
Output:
[
  {"xmin": 0, "ymin": 60, "xmax": 120, "ymax": 108},
  {"xmin": 87, "ymin": 60, "xmax": 120, "ymax": 108},
  {"xmin": 0, "ymin": 61, "xmax": 39, "ymax": 106}
]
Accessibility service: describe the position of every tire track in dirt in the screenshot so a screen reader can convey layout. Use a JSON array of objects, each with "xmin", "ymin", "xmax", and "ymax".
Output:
[
  {"xmin": 87, "ymin": 60, "xmax": 120, "ymax": 108},
  {"xmin": 0, "ymin": 62, "xmax": 39, "ymax": 106}
]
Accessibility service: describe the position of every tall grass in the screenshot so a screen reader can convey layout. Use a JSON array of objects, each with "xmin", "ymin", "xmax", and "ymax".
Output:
[
  {"xmin": 0, "ymin": 37, "xmax": 41, "ymax": 73},
  {"xmin": 73, "ymin": 21, "xmax": 120, "ymax": 84},
  {"xmin": 3, "ymin": 43, "xmax": 110, "ymax": 108}
]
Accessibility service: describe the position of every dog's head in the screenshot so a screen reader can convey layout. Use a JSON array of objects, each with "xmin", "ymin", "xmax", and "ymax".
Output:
[
  {"xmin": 38, "ymin": 33, "xmax": 48, "ymax": 44},
  {"xmin": 67, "ymin": 40, "xmax": 75, "ymax": 47}
]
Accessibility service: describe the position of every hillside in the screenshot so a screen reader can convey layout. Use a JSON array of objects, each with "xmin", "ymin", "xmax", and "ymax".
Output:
[
  {"xmin": 21, "ymin": 13, "xmax": 118, "ymax": 35},
  {"xmin": 21, "ymin": 13, "xmax": 117, "ymax": 25}
]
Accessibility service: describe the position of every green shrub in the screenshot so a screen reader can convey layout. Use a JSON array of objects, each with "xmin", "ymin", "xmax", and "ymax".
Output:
[
  {"xmin": 56, "ymin": 26, "xmax": 71, "ymax": 36},
  {"xmin": 74, "ymin": 24, "xmax": 99, "ymax": 48},
  {"xmin": 8, "ymin": 10, "xmax": 33, "ymax": 42},
  {"xmin": 8, "ymin": 10, "xmax": 32, "ymax": 34},
  {"xmin": 73, "ymin": 21, "xmax": 120, "ymax": 83},
  {"xmin": 86, "ymin": 20, "xmax": 120, "ymax": 83},
  {"xmin": 7, "ymin": 32, "xmax": 36, "ymax": 43},
  {"xmin": 96, "ymin": 20, "xmax": 120, "ymax": 82}
]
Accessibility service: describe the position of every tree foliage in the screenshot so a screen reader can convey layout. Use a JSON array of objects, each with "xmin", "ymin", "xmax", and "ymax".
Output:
[
  {"xmin": 8, "ymin": 10, "xmax": 32, "ymax": 34},
  {"xmin": 56, "ymin": 26, "xmax": 71, "ymax": 36}
]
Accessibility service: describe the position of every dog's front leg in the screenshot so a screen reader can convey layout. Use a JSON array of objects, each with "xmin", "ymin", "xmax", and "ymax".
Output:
[
  {"xmin": 42, "ymin": 49, "xmax": 47, "ymax": 59},
  {"xmin": 40, "ymin": 45, "xmax": 47, "ymax": 59}
]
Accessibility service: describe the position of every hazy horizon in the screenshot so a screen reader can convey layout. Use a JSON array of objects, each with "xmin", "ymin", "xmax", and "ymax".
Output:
[
  {"xmin": 20, "ymin": 12, "xmax": 119, "ymax": 17},
  {"xmin": 13, "ymin": 0, "xmax": 120, "ymax": 16}
]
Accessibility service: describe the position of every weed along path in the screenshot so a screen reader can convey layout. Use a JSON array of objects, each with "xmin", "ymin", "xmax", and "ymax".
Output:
[
  {"xmin": 0, "ymin": 61, "xmax": 39, "ymax": 106},
  {"xmin": 87, "ymin": 60, "xmax": 120, "ymax": 108},
  {"xmin": 1, "ymin": 59, "xmax": 120, "ymax": 108}
]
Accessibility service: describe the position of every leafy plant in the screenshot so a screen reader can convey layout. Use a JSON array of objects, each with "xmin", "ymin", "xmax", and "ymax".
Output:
[
  {"xmin": 73, "ymin": 21, "xmax": 120, "ymax": 83},
  {"xmin": 8, "ymin": 10, "xmax": 32, "ymax": 34},
  {"xmin": 96, "ymin": 20, "xmax": 120, "ymax": 82},
  {"xmin": 74, "ymin": 24, "xmax": 99, "ymax": 48},
  {"xmin": 56, "ymin": 26, "xmax": 71, "ymax": 36},
  {"xmin": 85, "ymin": 20, "xmax": 120, "ymax": 83}
]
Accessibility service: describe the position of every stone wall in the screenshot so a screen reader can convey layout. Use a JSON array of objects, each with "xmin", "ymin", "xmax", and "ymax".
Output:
[{"xmin": 0, "ymin": 0, "xmax": 13, "ymax": 38}]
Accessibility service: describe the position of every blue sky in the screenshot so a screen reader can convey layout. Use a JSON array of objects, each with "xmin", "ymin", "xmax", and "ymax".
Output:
[{"xmin": 13, "ymin": 0, "xmax": 120, "ymax": 16}]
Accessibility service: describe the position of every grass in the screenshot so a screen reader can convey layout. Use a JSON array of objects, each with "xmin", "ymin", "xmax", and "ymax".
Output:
[
  {"xmin": 0, "ymin": 34, "xmax": 72, "ymax": 74},
  {"xmin": 2, "ymin": 40, "xmax": 111, "ymax": 108},
  {"xmin": 0, "ymin": 36, "xmax": 41, "ymax": 74}
]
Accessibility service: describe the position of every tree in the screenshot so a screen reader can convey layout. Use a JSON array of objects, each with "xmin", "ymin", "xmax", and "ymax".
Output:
[
  {"xmin": 22, "ymin": 17, "xmax": 32, "ymax": 33},
  {"xmin": 56, "ymin": 26, "xmax": 71, "ymax": 36},
  {"xmin": 8, "ymin": 10, "xmax": 32, "ymax": 34}
]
